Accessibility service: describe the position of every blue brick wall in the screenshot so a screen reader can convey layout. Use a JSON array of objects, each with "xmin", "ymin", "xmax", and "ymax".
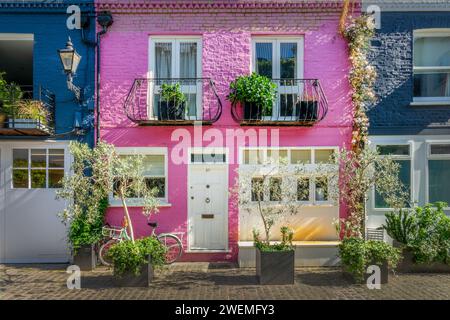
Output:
[
  {"xmin": 0, "ymin": 1, "xmax": 95, "ymax": 145},
  {"xmin": 368, "ymin": 12, "xmax": 450, "ymax": 135}
]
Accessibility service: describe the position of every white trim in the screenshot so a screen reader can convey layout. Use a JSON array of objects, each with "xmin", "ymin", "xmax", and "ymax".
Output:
[
  {"xmin": 0, "ymin": 33, "xmax": 34, "ymax": 41},
  {"xmin": 108, "ymin": 147, "xmax": 169, "ymax": 206},
  {"xmin": 425, "ymin": 140, "xmax": 450, "ymax": 209}
]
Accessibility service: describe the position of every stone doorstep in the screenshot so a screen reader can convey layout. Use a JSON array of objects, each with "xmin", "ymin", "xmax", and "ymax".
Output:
[{"xmin": 238, "ymin": 241, "xmax": 341, "ymax": 268}]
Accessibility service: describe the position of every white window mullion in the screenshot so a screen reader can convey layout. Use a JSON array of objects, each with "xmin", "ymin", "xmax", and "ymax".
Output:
[{"xmin": 28, "ymin": 148, "xmax": 31, "ymax": 189}]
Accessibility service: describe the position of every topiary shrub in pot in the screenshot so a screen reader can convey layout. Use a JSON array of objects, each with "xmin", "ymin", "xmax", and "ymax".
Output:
[
  {"xmin": 107, "ymin": 236, "xmax": 166, "ymax": 287},
  {"xmin": 228, "ymin": 73, "xmax": 277, "ymax": 121},
  {"xmin": 339, "ymin": 237, "xmax": 401, "ymax": 284},
  {"xmin": 158, "ymin": 83, "xmax": 187, "ymax": 120}
]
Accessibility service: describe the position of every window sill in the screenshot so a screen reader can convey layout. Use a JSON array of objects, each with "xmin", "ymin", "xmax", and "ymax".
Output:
[{"xmin": 410, "ymin": 101, "xmax": 450, "ymax": 107}]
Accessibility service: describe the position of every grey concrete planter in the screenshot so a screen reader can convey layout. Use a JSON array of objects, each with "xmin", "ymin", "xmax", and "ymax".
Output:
[
  {"xmin": 256, "ymin": 248, "xmax": 295, "ymax": 285},
  {"xmin": 113, "ymin": 256, "xmax": 154, "ymax": 287},
  {"xmin": 73, "ymin": 244, "xmax": 96, "ymax": 271}
]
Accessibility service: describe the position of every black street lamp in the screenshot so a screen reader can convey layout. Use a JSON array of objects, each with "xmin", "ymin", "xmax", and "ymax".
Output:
[{"xmin": 58, "ymin": 37, "xmax": 83, "ymax": 102}]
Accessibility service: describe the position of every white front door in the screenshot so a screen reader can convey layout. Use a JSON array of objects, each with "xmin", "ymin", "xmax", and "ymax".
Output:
[
  {"xmin": 188, "ymin": 164, "xmax": 228, "ymax": 251},
  {"xmin": 0, "ymin": 142, "xmax": 70, "ymax": 263}
]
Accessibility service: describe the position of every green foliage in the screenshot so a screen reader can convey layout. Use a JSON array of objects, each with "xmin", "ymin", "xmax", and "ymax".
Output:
[
  {"xmin": 15, "ymin": 100, "xmax": 50, "ymax": 124},
  {"xmin": 383, "ymin": 210, "xmax": 417, "ymax": 245},
  {"xmin": 384, "ymin": 203, "xmax": 450, "ymax": 264},
  {"xmin": 160, "ymin": 83, "xmax": 186, "ymax": 106},
  {"xmin": 68, "ymin": 198, "xmax": 108, "ymax": 251},
  {"xmin": 0, "ymin": 71, "xmax": 23, "ymax": 116},
  {"xmin": 227, "ymin": 73, "xmax": 277, "ymax": 114},
  {"xmin": 107, "ymin": 237, "xmax": 166, "ymax": 276},
  {"xmin": 339, "ymin": 237, "xmax": 401, "ymax": 282},
  {"xmin": 253, "ymin": 227, "xmax": 294, "ymax": 252}
]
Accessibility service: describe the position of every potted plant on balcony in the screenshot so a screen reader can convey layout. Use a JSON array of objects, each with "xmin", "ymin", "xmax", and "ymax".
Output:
[
  {"xmin": 0, "ymin": 72, "xmax": 22, "ymax": 128},
  {"xmin": 107, "ymin": 236, "xmax": 166, "ymax": 287},
  {"xmin": 228, "ymin": 73, "xmax": 277, "ymax": 120},
  {"xmin": 298, "ymin": 92, "xmax": 318, "ymax": 122},
  {"xmin": 12, "ymin": 99, "xmax": 50, "ymax": 129},
  {"xmin": 158, "ymin": 83, "xmax": 187, "ymax": 120}
]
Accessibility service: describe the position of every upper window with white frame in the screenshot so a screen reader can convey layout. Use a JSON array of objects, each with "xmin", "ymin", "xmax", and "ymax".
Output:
[
  {"xmin": 12, "ymin": 148, "xmax": 65, "ymax": 189},
  {"xmin": 110, "ymin": 148, "xmax": 168, "ymax": 205},
  {"xmin": 252, "ymin": 37, "xmax": 304, "ymax": 118},
  {"xmin": 374, "ymin": 144, "xmax": 412, "ymax": 209},
  {"xmin": 149, "ymin": 37, "xmax": 202, "ymax": 119},
  {"xmin": 428, "ymin": 143, "xmax": 450, "ymax": 204},
  {"xmin": 413, "ymin": 29, "xmax": 450, "ymax": 103}
]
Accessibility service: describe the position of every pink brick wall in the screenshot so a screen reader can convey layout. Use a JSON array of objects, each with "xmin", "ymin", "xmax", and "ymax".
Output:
[{"xmin": 99, "ymin": 4, "xmax": 352, "ymax": 262}]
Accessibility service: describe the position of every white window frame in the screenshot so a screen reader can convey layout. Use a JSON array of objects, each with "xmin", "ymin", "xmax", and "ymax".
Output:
[
  {"xmin": 426, "ymin": 141, "xmax": 450, "ymax": 209},
  {"xmin": 413, "ymin": 29, "xmax": 450, "ymax": 104},
  {"xmin": 148, "ymin": 36, "xmax": 203, "ymax": 120},
  {"xmin": 11, "ymin": 148, "xmax": 65, "ymax": 189},
  {"xmin": 240, "ymin": 146, "xmax": 338, "ymax": 206},
  {"xmin": 251, "ymin": 37, "xmax": 304, "ymax": 119},
  {"xmin": 371, "ymin": 143, "xmax": 413, "ymax": 211},
  {"xmin": 108, "ymin": 147, "xmax": 170, "ymax": 207}
]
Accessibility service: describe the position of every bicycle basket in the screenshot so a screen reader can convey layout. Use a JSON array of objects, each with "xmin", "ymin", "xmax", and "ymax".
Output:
[{"xmin": 102, "ymin": 226, "xmax": 123, "ymax": 240}]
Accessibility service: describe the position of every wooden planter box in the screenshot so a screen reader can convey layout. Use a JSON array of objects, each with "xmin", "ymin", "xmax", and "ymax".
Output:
[
  {"xmin": 256, "ymin": 248, "xmax": 295, "ymax": 285},
  {"xmin": 113, "ymin": 256, "xmax": 154, "ymax": 287},
  {"xmin": 343, "ymin": 260, "xmax": 389, "ymax": 284},
  {"xmin": 73, "ymin": 244, "xmax": 96, "ymax": 271}
]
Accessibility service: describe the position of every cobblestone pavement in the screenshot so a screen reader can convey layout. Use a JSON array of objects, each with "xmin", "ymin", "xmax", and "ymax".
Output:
[{"xmin": 1, "ymin": 263, "xmax": 449, "ymax": 300}]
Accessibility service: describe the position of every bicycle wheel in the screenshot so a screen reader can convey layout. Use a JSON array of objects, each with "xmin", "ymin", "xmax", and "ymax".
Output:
[
  {"xmin": 157, "ymin": 234, "xmax": 183, "ymax": 264},
  {"xmin": 98, "ymin": 239, "xmax": 118, "ymax": 266}
]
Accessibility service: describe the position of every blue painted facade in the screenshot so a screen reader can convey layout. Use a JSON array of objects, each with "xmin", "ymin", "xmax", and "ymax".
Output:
[
  {"xmin": 368, "ymin": 11, "xmax": 450, "ymax": 135},
  {"xmin": 0, "ymin": 1, "xmax": 96, "ymax": 145}
]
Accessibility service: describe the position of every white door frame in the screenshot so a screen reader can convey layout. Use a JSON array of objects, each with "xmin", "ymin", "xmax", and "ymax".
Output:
[{"xmin": 187, "ymin": 147, "xmax": 229, "ymax": 252}]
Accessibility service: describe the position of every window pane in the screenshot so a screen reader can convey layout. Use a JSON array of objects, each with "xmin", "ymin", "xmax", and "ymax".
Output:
[
  {"xmin": 429, "ymin": 160, "xmax": 450, "ymax": 203},
  {"xmin": 315, "ymin": 177, "xmax": 328, "ymax": 201},
  {"xmin": 269, "ymin": 177, "xmax": 282, "ymax": 201},
  {"xmin": 185, "ymin": 93, "xmax": 197, "ymax": 117},
  {"xmin": 13, "ymin": 149, "xmax": 28, "ymax": 168},
  {"xmin": 280, "ymin": 42, "xmax": 297, "ymax": 79},
  {"xmin": 180, "ymin": 42, "xmax": 197, "ymax": 78},
  {"xmin": 251, "ymin": 178, "xmax": 264, "ymax": 202},
  {"xmin": 12, "ymin": 169, "xmax": 28, "ymax": 188},
  {"xmin": 146, "ymin": 177, "xmax": 165, "ymax": 198},
  {"xmin": 255, "ymin": 42, "xmax": 272, "ymax": 78},
  {"xmin": 244, "ymin": 150, "xmax": 263, "ymax": 164},
  {"xmin": 414, "ymin": 72, "xmax": 450, "ymax": 98},
  {"xmin": 142, "ymin": 155, "xmax": 165, "ymax": 176},
  {"xmin": 291, "ymin": 150, "xmax": 311, "ymax": 164},
  {"xmin": 267, "ymin": 149, "xmax": 288, "ymax": 163},
  {"xmin": 377, "ymin": 145, "xmax": 410, "ymax": 156},
  {"xmin": 31, "ymin": 149, "xmax": 46, "ymax": 168},
  {"xmin": 414, "ymin": 36, "xmax": 450, "ymax": 67},
  {"xmin": 49, "ymin": 170, "xmax": 64, "ymax": 188},
  {"xmin": 431, "ymin": 144, "xmax": 450, "ymax": 155},
  {"xmin": 297, "ymin": 178, "xmax": 310, "ymax": 201},
  {"xmin": 155, "ymin": 42, "xmax": 172, "ymax": 78},
  {"xmin": 31, "ymin": 169, "xmax": 46, "ymax": 188},
  {"xmin": 49, "ymin": 149, "xmax": 64, "ymax": 168},
  {"xmin": 315, "ymin": 149, "xmax": 335, "ymax": 164},
  {"xmin": 375, "ymin": 160, "xmax": 411, "ymax": 208}
]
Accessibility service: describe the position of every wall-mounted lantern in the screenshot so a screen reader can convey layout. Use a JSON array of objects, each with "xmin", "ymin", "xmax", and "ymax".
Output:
[{"xmin": 58, "ymin": 37, "xmax": 83, "ymax": 102}]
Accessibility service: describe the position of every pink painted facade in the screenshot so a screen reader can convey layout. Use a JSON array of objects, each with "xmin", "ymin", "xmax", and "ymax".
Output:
[{"xmin": 97, "ymin": 0, "xmax": 353, "ymax": 262}]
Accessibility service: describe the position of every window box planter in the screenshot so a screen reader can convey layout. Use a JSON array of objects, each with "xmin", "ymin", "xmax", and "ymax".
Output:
[
  {"xmin": 297, "ymin": 100, "xmax": 318, "ymax": 121},
  {"xmin": 112, "ymin": 256, "xmax": 154, "ymax": 287},
  {"xmin": 157, "ymin": 101, "xmax": 186, "ymax": 121},
  {"xmin": 73, "ymin": 244, "xmax": 96, "ymax": 271},
  {"xmin": 256, "ymin": 248, "xmax": 295, "ymax": 285},
  {"xmin": 393, "ymin": 242, "xmax": 450, "ymax": 273},
  {"xmin": 8, "ymin": 119, "xmax": 42, "ymax": 129},
  {"xmin": 343, "ymin": 260, "xmax": 389, "ymax": 284}
]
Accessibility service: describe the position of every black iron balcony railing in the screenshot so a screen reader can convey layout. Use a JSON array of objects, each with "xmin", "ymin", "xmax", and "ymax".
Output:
[
  {"xmin": 0, "ymin": 85, "xmax": 55, "ymax": 136},
  {"xmin": 231, "ymin": 79, "xmax": 328, "ymax": 126},
  {"xmin": 124, "ymin": 78, "xmax": 223, "ymax": 125}
]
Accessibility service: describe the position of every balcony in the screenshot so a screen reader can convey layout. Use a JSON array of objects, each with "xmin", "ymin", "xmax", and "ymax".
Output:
[
  {"xmin": 124, "ymin": 78, "xmax": 223, "ymax": 125},
  {"xmin": 231, "ymin": 79, "xmax": 328, "ymax": 126},
  {"xmin": 0, "ymin": 85, "xmax": 55, "ymax": 136}
]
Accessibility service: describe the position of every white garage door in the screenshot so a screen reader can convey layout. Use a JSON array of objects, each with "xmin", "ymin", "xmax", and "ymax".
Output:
[{"xmin": 0, "ymin": 141, "xmax": 70, "ymax": 263}]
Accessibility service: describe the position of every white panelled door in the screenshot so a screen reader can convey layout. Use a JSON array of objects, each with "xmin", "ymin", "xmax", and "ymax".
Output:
[{"xmin": 188, "ymin": 164, "xmax": 228, "ymax": 251}]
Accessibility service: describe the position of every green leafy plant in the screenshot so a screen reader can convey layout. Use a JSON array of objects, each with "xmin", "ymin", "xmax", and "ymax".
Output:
[
  {"xmin": 15, "ymin": 100, "xmax": 50, "ymax": 125},
  {"xmin": 383, "ymin": 209, "xmax": 417, "ymax": 245},
  {"xmin": 107, "ymin": 236, "xmax": 166, "ymax": 276},
  {"xmin": 160, "ymin": 83, "xmax": 186, "ymax": 107},
  {"xmin": 339, "ymin": 237, "xmax": 401, "ymax": 283},
  {"xmin": 227, "ymin": 73, "xmax": 277, "ymax": 114},
  {"xmin": 253, "ymin": 227, "xmax": 294, "ymax": 252},
  {"xmin": 0, "ymin": 71, "xmax": 23, "ymax": 118}
]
